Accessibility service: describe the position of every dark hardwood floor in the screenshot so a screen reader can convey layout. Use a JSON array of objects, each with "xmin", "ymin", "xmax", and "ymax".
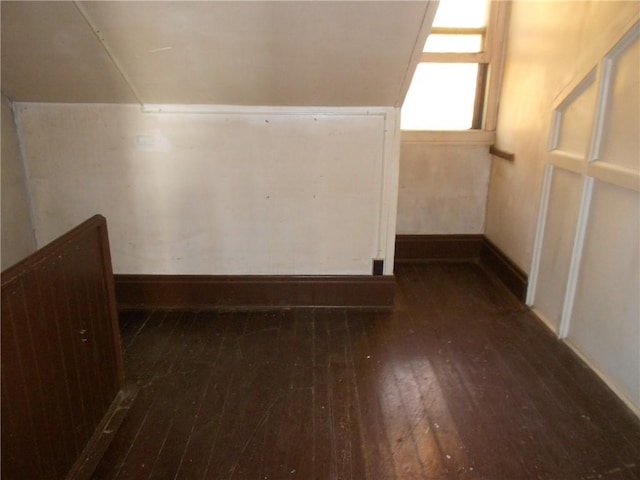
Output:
[{"xmin": 92, "ymin": 262, "xmax": 640, "ymax": 480}]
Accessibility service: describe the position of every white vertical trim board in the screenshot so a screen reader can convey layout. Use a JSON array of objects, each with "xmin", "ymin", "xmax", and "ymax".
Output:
[
  {"xmin": 548, "ymin": 110, "xmax": 562, "ymax": 151},
  {"xmin": 483, "ymin": 1, "xmax": 512, "ymax": 131},
  {"xmin": 558, "ymin": 176, "xmax": 594, "ymax": 339},
  {"xmin": 588, "ymin": 56, "xmax": 613, "ymax": 162},
  {"xmin": 589, "ymin": 22, "xmax": 640, "ymax": 162},
  {"xmin": 381, "ymin": 107, "xmax": 401, "ymax": 275},
  {"xmin": 526, "ymin": 164, "xmax": 554, "ymax": 306},
  {"xmin": 375, "ymin": 109, "xmax": 389, "ymax": 261}
]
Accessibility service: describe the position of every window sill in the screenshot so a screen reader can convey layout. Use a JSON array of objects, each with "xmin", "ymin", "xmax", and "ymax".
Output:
[{"xmin": 401, "ymin": 130, "xmax": 496, "ymax": 145}]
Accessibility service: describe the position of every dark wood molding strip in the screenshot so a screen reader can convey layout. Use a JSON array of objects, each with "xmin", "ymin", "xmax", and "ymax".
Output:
[
  {"xmin": 479, "ymin": 237, "xmax": 528, "ymax": 302},
  {"xmin": 395, "ymin": 234, "xmax": 484, "ymax": 262},
  {"xmin": 114, "ymin": 274, "xmax": 395, "ymax": 310},
  {"xmin": 394, "ymin": 234, "xmax": 528, "ymax": 303},
  {"xmin": 66, "ymin": 384, "xmax": 138, "ymax": 480},
  {"xmin": 115, "ymin": 237, "xmax": 525, "ymax": 309},
  {"xmin": 489, "ymin": 145, "xmax": 515, "ymax": 161}
]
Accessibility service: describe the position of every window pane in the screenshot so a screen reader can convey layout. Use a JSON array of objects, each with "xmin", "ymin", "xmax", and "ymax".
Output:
[
  {"xmin": 401, "ymin": 63, "xmax": 478, "ymax": 130},
  {"xmin": 433, "ymin": 0, "xmax": 488, "ymax": 28},
  {"xmin": 424, "ymin": 34, "xmax": 483, "ymax": 53}
]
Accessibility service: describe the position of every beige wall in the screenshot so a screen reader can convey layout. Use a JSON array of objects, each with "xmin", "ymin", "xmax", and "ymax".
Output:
[
  {"xmin": 397, "ymin": 144, "xmax": 490, "ymax": 234},
  {"xmin": 486, "ymin": 1, "xmax": 639, "ymax": 272},
  {"xmin": 490, "ymin": 1, "xmax": 639, "ymax": 412},
  {"xmin": 15, "ymin": 103, "xmax": 399, "ymax": 276},
  {"xmin": 1, "ymin": 95, "xmax": 36, "ymax": 269}
]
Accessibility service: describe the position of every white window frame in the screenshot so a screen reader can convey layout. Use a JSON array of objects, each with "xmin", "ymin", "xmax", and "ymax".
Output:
[{"xmin": 401, "ymin": 1, "xmax": 511, "ymax": 145}]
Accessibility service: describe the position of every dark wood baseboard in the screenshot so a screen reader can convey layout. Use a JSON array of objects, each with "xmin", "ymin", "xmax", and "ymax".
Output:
[
  {"xmin": 114, "ymin": 274, "xmax": 395, "ymax": 310},
  {"xmin": 479, "ymin": 237, "xmax": 528, "ymax": 303},
  {"xmin": 395, "ymin": 234, "xmax": 484, "ymax": 262},
  {"xmin": 114, "ymin": 237, "xmax": 524, "ymax": 309},
  {"xmin": 394, "ymin": 234, "xmax": 528, "ymax": 302}
]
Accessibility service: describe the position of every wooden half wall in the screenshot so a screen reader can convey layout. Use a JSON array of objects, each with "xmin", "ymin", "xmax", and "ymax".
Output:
[{"xmin": 1, "ymin": 215, "xmax": 131, "ymax": 480}]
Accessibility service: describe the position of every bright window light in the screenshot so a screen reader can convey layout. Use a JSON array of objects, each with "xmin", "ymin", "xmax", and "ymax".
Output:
[
  {"xmin": 424, "ymin": 34, "xmax": 483, "ymax": 53},
  {"xmin": 401, "ymin": 0, "xmax": 490, "ymax": 131},
  {"xmin": 401, "ymin": 63, "xmax": 478, "ymax": 130},
  {"xmin": 432, "ymin": 0, "xmax": 488, "ymax": 28}
]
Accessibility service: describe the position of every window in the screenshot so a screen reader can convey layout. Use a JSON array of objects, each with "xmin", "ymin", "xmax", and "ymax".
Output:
[{"xmin": 401, "ymin": 0, "xmax": 509, "ymax": 133}]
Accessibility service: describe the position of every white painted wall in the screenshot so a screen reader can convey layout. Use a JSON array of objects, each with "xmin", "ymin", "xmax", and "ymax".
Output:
[
  {"xmin": 15, "ymin": 103, "xmax": 399, "ymax": 276},
  {"xmin": 1, "ymin": 96, "xmax": 36, "ymax": 269},
  {"xmin": 567, "ymin": 180, "xmax": 639, "ymax": 411},
  {"xmin": 396, "ymin": 143, "xmax": 491, "ymax": 234}
]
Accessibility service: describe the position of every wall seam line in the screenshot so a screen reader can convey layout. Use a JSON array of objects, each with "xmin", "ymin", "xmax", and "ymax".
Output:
[
  {"xmin": 10, "ymin": 101, "xmax": 40, "ymax": 249},
  {"xmin": 73, "ymin": 1, "xmax": 145, "ymax": 106}
]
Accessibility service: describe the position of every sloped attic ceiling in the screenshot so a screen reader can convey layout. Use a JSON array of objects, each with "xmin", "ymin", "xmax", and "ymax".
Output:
[{"xmin": 1, "ymin": 1, "xmax": 436, "ymax": 107}]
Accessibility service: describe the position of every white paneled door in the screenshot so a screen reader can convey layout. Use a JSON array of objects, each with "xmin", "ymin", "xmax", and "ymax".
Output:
[{"xmin": 529, "ymin": 21, "xmax": 640, "ymax": 413}]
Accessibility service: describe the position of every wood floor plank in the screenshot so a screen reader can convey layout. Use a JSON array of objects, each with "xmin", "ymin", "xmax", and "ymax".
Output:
[
  {"xmin": 114, "ymin": 313, "xmax": 199, "ymax": 480},
  {"xmin": 325, "ymin": 310, "xmax": 365, "ymax": 480},
  {"xmin": 277, "ymin": 310, "xmax": 316, "ymax": 479},
  {"xmin": 378, "ymin": 310, "xmax": 464, "ymax": 479},
  {"xmin": 309, "ymin": 309, "xmax": 337, "ymax": 480},
  {"xmin": 366, "ymin": 311, "xmax": 432, "ymax": 479},
  {"xmin": 92, "ymin": 263, "xmax": 640, "ymax": 480},
  {"xmin": 347, "ymin": 311, "xmax": 400, "ymax": 479},
  {"xmin": 170, "ymin": 312, "xmax": 236, "ymax": 479}
]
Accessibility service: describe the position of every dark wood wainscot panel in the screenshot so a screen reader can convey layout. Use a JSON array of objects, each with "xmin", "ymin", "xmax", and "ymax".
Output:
[{"xmin": 1, "ymin": 215, "xmax": 133, "ymax": 480}]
